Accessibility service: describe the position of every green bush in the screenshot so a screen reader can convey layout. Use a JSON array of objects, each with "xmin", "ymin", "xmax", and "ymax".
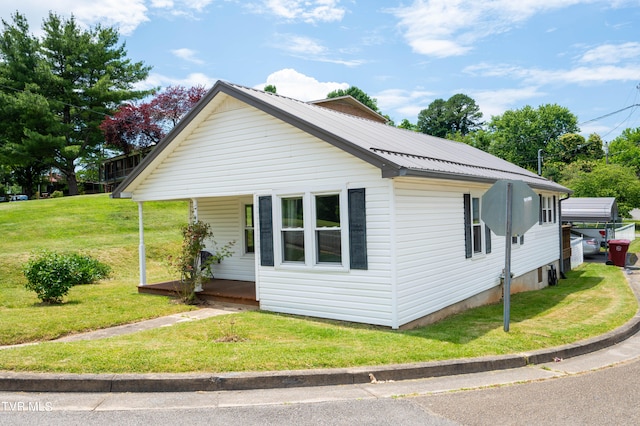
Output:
[
  {"xmin": 51, "ymin": 190, "xmax": 64, "ymax": 198},
  {"xmin": 23, "ymin": 250, "xmax": 111, "ymax": 304}
]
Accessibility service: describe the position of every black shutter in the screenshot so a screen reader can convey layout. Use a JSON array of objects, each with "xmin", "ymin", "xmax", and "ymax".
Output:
[
  {"xmin": 348, "ymin": 188, "xmax": 368, "ymax": 270},
  {"xmin": 553, "ymin": 195, "xmax": 557, "ymax": 223},
  {"xmin": 258, "ymin": 196, "xmax": 274, "ymax": 267},
  {"xmin": 464, "ymin": 194, "xmax": 472, "ymax": 258},
  {"xmin": 485, "ymin": 224, "xmax": 492, "ymax": 254}
]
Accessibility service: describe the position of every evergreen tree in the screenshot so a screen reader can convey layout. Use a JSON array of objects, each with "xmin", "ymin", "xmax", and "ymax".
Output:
[{"xmin": 0, "ymin": 12, "xmax": 151, "ymax": 195}]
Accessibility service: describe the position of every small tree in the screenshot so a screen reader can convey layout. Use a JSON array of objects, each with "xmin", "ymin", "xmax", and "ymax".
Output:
[
  {"xmin": 100, "ymin": 85, "xmax": 207, "ymax": 153},
  {"xmin": 168, "ymin": 222, "xmax": 235, "ymax": 303}
]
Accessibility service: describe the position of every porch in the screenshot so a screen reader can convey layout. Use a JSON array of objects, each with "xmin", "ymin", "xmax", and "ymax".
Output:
[{"xmin": 138, "ymin": 278, "xmax": 259, "ymax": 307}]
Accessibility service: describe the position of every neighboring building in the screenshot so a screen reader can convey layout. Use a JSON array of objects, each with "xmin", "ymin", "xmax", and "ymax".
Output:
[
  {"xmin": 309, "ymin": 95, "xmax": 388, "ymax": 124},
  {"xmin": 113, "ymin": 81, "xmax": 571, "ymax": 329},
  {"xmin": 101, "ymin": 147, "xmax": 152, "ymax": 193}
]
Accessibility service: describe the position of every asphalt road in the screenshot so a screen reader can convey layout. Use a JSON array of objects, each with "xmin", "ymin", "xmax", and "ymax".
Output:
[
  {"xmin": 416, "ymin": 357, "xmax": 640, "ymax": 425},
  {"xmin": 1, "ymin": 356, "xmax": 639, "ymax": 426}
]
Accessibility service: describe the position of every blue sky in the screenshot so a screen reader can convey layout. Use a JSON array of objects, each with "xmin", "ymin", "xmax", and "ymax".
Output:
[{"xmin": 3, "ymin": 1, "xmax": 640, "ymax": 142}]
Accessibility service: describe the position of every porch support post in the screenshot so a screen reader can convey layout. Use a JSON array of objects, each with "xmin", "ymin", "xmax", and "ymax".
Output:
[
  {"xmin": 192, "ymin": 198, "xmax": 198, "ymax": 222},
  {"xmin": 138, "ymin": 201, "xmax": 147, "ymax": 286},
  {"xmin": 191, "ymin": 198, "xmax": 203, "ymax": 292}
]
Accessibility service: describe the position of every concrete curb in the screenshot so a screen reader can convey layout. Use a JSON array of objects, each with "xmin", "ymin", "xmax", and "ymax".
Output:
[{"xmin": 2, "ymin": 268, "xmax": 640, "ymax": 393}]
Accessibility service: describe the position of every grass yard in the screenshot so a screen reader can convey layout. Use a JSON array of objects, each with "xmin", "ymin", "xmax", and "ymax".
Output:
[
  {"xmin": 0, "ymin": 263, "xmax": 636, "ymax": 373},
  {"xmin": 0, "ymin": 194, "xmax": 194, "ymax": 344},
  {"xmin": 0, "ymin": 195, "xmax": 638, "ymax": 373}
]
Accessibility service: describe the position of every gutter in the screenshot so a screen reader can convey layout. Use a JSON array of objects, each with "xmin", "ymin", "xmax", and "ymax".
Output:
[{"xmin": 559, "ymin": 193, "xmax": 571, "ymax": 278}]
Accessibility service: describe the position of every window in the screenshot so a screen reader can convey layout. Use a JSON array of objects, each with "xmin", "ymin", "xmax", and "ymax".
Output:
[
  {"xmin": 258, "ymin": 189, "xmax": 367, "ymax": 270},
  {"xmin": 512, "ymin": 234, "xmax": 525, "ymax": 245},
  {"xmin": 244, "ymin": 204, "xmax": 255, "ymax": 254},
  {"xmin": 472, "ymin": 197, "xmax": 482, "ymax": 254},
  {"xmin": 464, "ymin": 194, "xmax": 491, "ymax": 258},
  {"xmin": 540, "ymin": 195, "xmax": 556, "ymax": 224},
  {"xmin": 281, "ymin": 197, "xmax": 305, "ymax": 262},
  {"xmin": 280, "ymin": 193, "xmax": 342, "ymax": 264},
  {"xmin": 315, "ymin": 194, "xmax": 341, "ymax": 263}
]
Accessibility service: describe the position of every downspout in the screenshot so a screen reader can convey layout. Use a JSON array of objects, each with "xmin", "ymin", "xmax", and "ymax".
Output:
[
  {"xmin": 388, "ymin": 179, "xmax": 399, "ymax": 329},
  {"xmin": 558, "ymin": 193, "xmax": 571, "ymax": 278},
  {"xmin": 138, "ymin": 201, "xmax": 147, "ymax": 286}
]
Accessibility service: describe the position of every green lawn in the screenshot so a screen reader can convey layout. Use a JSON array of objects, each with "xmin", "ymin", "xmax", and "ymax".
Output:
[
  {"xmin": 0, "ymin": 194, "xmax": 194, "ymax": 344},
  {"xmin": 0, "ymin": 195, "xmax": 638, "ymax": 373}
]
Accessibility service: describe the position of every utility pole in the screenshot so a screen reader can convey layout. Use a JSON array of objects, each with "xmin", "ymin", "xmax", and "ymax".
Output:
[{"xmin": 537, "ymin": 149, "xmax": 543, "ymax": 176}]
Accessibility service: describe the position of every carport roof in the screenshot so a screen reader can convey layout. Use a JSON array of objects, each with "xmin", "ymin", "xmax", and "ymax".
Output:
[{"xmin": 562, "ymin": 197, "xmax": 618, "ymax": 222}]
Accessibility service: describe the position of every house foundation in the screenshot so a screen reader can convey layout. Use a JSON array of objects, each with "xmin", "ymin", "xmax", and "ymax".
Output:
[{"xmin": 400, "ymin": 261, "xmax": 560, "ymax": 330}]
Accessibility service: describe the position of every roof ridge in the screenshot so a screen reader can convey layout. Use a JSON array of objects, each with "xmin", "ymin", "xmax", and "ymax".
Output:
[{"xmin": 370, "ymin": 147, "xmax": 545, "ymax": 181}]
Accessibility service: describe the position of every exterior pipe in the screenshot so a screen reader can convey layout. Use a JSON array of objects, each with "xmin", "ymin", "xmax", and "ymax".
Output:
[{"xmin": 558, "ymin": 193, "xmax": 571, "ymax": 278}]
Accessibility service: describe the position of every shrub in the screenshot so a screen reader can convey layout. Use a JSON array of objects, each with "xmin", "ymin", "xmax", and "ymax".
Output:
[
  {"xmin": 23, "ymin": 250, "xmax": 111, "ymax": 304},
  {"xmin": 51, "ymin": 190, "xmax": 64, "ymax": 198}
]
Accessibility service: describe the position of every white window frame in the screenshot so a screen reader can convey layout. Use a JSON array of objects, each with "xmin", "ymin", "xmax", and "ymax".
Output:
[
  {"xmin": 471, "ymin": 196, "xmax": 483, "ymax": 255},
  {"xmin": 542, "ymin": 196, "xmax": 554, "ymax": 224},
  {"xmin": 242, "ymin": 203, "xmax": 255, "ymax": 255},
  {"xmin": 466, "ymin": 193, "xmax": 489, "ymax": 259},
  {"xmin": 511, "ymin": 234, "xmax": 525, "ymax": 248},
  {"xmin": 273, "ymin": 189, "xmax": 349, "ymax": 271}
]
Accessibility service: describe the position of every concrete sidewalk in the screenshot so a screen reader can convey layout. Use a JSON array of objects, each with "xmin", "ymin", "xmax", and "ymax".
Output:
[{"xmin": 1, "ymin": 266, "xmax": 639, "ymax": 394}]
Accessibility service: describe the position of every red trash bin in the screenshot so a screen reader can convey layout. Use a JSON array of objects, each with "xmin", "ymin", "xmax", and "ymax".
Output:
[{"xmin": 608, "ymin": 239, "xmax": 630, "ymax": 267}]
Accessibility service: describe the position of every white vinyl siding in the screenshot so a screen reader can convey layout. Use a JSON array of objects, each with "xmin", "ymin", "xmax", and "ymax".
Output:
[
  {"xmin": 128, "ymin": 97, "xmax": 394, "ymax": 326},
  {"xmin": 196, "ymin": 196, "xmax": 255, "ymax": 282},
  {"xmin": 128, "ymin": 97, "xmax": 380, "ymax": 201},
  {"xmin": 393, "ymin": 178, "xmax": 561, "ymax": 326}
]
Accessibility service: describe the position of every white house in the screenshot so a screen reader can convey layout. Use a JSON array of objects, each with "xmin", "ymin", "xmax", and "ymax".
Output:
[{"xmin": 112, "ymin": 81, "xmax": 571, "ymax": 329}]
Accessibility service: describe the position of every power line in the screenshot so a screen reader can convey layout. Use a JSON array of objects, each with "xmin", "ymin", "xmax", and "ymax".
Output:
[{"xmin": 579, "ymin": 103, "xmax": 640, "ymax": 126}]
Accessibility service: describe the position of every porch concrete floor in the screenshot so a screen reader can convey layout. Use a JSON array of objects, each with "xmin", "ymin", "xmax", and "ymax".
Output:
[{"xmin": 138, "ymin": 278, "xmax": 258, "ymax": 307}]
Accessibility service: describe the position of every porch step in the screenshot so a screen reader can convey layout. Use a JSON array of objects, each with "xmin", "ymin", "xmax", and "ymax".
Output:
[{"xmin": 138, "ymin": 279, "xmax": 258, "ymax": 307}]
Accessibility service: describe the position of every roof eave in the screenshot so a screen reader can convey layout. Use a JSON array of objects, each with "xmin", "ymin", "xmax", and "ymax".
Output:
[{"xmin": 385, "ymin": 167, "xmax": 573, "ymax": 193}]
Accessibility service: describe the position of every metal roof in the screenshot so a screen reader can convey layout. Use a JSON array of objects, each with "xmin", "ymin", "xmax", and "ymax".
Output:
[
  {"xmin": 561, "ymin": 197, "xmax": 618, "ymax": 222},
  {"xmin": 113, "ymin": 81, "xmax": 571, "ymax": 198}
]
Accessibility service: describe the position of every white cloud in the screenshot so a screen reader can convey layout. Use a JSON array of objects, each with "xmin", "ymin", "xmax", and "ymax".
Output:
[
  {"xmin": 182, "ymin": 0, "xmax": 214, "ymax": 11},
  {"xmin": 390, "ymin": 0, "xmax": 595, "ymax": 58},
  {"xmin": 580, "ymin": 42, "xmax": 640, "ymax": 64},
  {"xmin": 0, "ymin": 0, "xmax": 150, "ymax": 36},
  {"xmin": 464, "ymin": 61, "xmax": 640, "ymax": 86},
  {"xmin": 280, "ymin": 34, "xmax": 327, "ymax": 56},
  {"xmin": 274, "ymin": 33, "xmax": 365, "ymax": 67},
  {"xmin": 0, "ymin": 0, "xmax": 219, "ymax": 37},
  {"xmin": 256, "ymin": 69, "xmax": 348, "ymax": 101},
  {"xmin": 171, "ymin": 48, "xmax": 205, "ymax": 64},
  {"xmin": 375, "ymin": 88, "xmax": 435, "ymax": 118},
  {"xmin": 136, "ymin": 72, "xmax": 217, "ymax": 91},
  {"xmin": 150, "ymin": 0, "xmax": 174, "ymax": 7},
  {"xmin": 252, "ymin": 0, "xmax": 346, "ymax": 23},
  {"xmin": 472, "ymin": 87, "xmax": 546, "ymax": 119}
]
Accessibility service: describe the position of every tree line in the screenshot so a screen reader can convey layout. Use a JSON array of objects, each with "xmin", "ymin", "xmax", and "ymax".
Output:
[
  {"xmin": 1, "ymin": 11, "xmax": 639, "ymax": 216},
  {"xmin": 311, "ymin": 86, "xmax": 640, "ymax": 217}
]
